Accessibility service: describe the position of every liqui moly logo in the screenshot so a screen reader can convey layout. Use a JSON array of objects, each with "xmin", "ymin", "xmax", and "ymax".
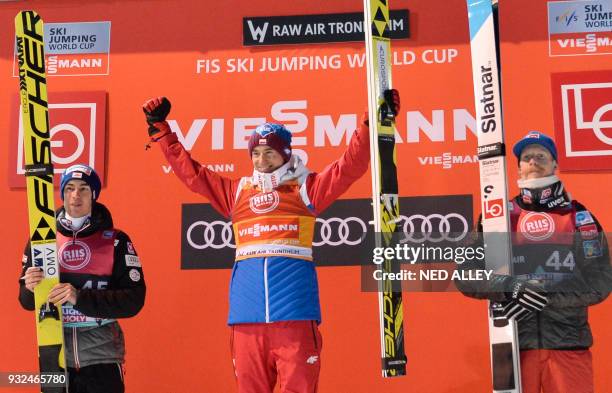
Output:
[
  {"xmin": 249, "ymin": 191, "xmax": 280, "ymax": 214},
  {"xmin": 519, "ymin": 212, "xmax": 556, "ymax": 241}
]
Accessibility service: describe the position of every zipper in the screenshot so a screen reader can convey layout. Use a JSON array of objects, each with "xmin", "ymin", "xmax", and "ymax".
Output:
[
  {"xmin": 264, "ymin": 257, "xmax": 270, "ymax": 323},
  {"xmin": 310, "ymin": 321, "xmax": 318, "ymax": 350},
  {"xmin": 72, "ymin": 327, "xmax": 80, "ymax": 369}
]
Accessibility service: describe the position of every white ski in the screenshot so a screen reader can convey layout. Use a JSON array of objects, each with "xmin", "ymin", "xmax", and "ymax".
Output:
[{"xmin": 467, "ymin": 1, "xmax": 522, "ymax": 392}]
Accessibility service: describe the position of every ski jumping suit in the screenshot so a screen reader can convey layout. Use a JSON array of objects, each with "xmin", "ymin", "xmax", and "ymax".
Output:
[
  {"xmin": 457, "ymin": 193, "xmax": 612, "ymax": 393},
  {"xmin": 19, "ymin": 203, "xmax": 146, "ymax": 393},
  {"xmin": 153, "ymin": 120, "xmax": 370, "ymax": 393}
]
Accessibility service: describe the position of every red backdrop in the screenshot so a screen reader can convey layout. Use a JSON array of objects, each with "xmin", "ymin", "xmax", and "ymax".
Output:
[{"xmin": 1, "ymin": 1, "xmax": 611, "ymax": 392}]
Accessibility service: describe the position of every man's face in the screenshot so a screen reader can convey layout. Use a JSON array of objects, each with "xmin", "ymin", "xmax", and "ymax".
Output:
[
  {"xmin": 251, "ymin": 146, "xmax": 285, "ymax": 173},
  {"xmin": 63, "ymin": 179, "xmax": 93, "ymax": 218},
  {"xmin": 518, "ymin": 144, "xmax": 556, "ymax": 180}
]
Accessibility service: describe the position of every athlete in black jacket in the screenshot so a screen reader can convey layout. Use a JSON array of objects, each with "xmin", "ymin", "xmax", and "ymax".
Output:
[{"xmin": 19, "ymin": 164, "xmax": 145, "ymax": 393}]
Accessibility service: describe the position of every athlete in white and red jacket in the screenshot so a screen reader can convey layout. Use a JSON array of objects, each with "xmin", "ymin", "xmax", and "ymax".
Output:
[{"xmin": 143, "ymin": 92, "xmax": 399, "ymax": 393}]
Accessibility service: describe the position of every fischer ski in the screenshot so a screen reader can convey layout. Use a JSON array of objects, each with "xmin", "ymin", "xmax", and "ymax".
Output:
[
  {"xmin": 467, "ymin": 1, "xmax": 522, "ymax": 392},
  {"xmin": 363, "ymin": 0, "xmax": 407, "ymax": 377},
  {"xmin": 15, "ymin": 10, "xmax": 67, "ymax": 392}
]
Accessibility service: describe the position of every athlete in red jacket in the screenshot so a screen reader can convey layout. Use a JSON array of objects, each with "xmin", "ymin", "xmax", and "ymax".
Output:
[{"xmin": 142, "ymin": 92, "xmax": 399, "ymax": 393}]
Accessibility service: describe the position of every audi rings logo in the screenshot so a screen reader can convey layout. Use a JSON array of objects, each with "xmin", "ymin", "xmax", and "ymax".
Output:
[
  {"xmin": 185, "ymin": 213, "xmax": 470, "ymax": 249},
  {"xmin": 398, "ymin": 213, "xmax": 469, "ymax": 243},
  {"xmin": 187, "ymin": 220, "xmax": 235, "ymax": 249},
  {"xmin": 181, "ymin": 195, "xmax": 473, "ymax": 269},
  {"xmin": 313, "ymin": 217, "xmax": 367, "ymax": 246}
]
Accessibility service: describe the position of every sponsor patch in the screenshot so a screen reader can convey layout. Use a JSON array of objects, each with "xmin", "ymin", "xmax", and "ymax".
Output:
[
  {"xmin": 579, "ymin": 224, "xmax": 598, "ymax": 240},
  {"xmin": 576, "ymin": 211, "xmax": 595, "ymax": 226},
  {"xmin": 59, "ymin": 240, "xmax": 92, "ymax": 270},
  {"xmin": 103, "ymin": 230, "xmax": 114, "ymax": 239},
  {"xmin": 519, "ymin": 212, "xmax": 556, "ymax": 241},
  {"xmin": 583, "ymin": 240, "xmax": 603, "ymax": 258},
  {"xmin": 127, "ymin": 242, "xmax": 135, "ymax": 254},
  {"xmin": 114, "ymin": 239, "xmax": 120, "ymax": 247},
  {"xmin": 129, "ymin": 268, "xmax": 141, "ymax": 282},
  {"xmin": 541, "ymin": 188, "xmax": 552, "ymax": 199},
  {"xmin": 249, "ymin": 191, "xmax": 280, "ymax": 214},
  {"xmin": 125, "ymin": 255, "xmax": 141, "ymax": 267}
]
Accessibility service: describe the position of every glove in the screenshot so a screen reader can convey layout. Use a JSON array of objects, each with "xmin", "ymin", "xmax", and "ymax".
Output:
[
  {"xmin": 362, "ymin": 88, "xmax": 400, "ymax": 127},
  {"xmin": 501, "ymin": 300, "xmax": 532, "ymax": 322},
  {"xmin": 383, "ymin": 88, "xmax": 400, "ymax": 116},
  {"xmin": 506, "ymin": 278, "xmax": 548, "ymax": 312},
  {"xmin": 143, "ymin": 97, "xmax": 172, "ymax": 137}
]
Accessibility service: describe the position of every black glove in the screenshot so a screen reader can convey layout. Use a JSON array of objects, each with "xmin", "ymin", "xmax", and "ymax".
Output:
[
  {"xmin": 383, "ymin": 88, "xmax": 400, "ymax": 116},
  {"xmin": 506, "ymin": 278, "xmax": 548, "ymax": 312},
  {"xmin": 501, "ymin": 300, "xmax": 531, "ymax": 322},
  {"xmin": 142, "ymin": 97, "xmax": 171, "ymax": 137},
  {"xmin": 363, "ymin": 88, "xmax": 400, "ymax": 127}
]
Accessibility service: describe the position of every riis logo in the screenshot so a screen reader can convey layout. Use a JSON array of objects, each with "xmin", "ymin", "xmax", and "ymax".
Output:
[
  {"xmin": 8, "ymin": 91, "xmax": 107, "ymax": 188},
  {"xmin": 551, "ymin": 71, "xmax": 612, "ymax": 171}
]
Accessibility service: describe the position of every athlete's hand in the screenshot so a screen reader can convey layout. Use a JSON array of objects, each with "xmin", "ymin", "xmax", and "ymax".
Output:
[
  {"xmin": 48, "ymin": 283, "xmax": 78, "ymax": 306},
  {"xmin": 143, "ymin": 97, "xmax": 172, "ymax": 137},
  {"xmin": 384, "ymin": 88, "xmax": 400, "ymax": 116},
  {"xmin": 506, "ymin": 278, "xmax": 548, "ymax": 312},
  {"xmin": 22, "ymin": 267, "xmax": 44, "ymax": 293},
  {"xmin": 362, "ymin": 88, "xmax": 400, "ymax": 127}
]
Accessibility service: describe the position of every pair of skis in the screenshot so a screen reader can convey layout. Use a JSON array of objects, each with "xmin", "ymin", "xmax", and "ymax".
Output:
[
  {"xmin": 15, "ymin": 10, "xmax": 68, "ymax": 393},
  {"xmin": 365, "ymin": 0, "xmax": 520, "ymax": 390}
]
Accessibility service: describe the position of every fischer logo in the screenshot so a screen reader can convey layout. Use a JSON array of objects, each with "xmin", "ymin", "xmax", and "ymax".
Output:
[
  {"xmin": 238, "ymin": 222, "xmax": 299, "ymax": 238},
  {"xmin": 59, "ymin": 240, "xmax": 92, "ymax": 270},
  {"xmin": 306, "ymin": 355, "xmax": 319, "ymax": 364},
  {"xmin": 519, "ymin": 212, "xmax": 556, "ymax": 241},
  {"xmin": 249, "ymin": 191, "xmax": 280, "ymax": 214},
  {"xmin": 478, "ymin": 63, "xmax": 498, "ymax": 133},
  {"xmin": 551, "ymin": 71, "xmax": 612, "ymax": 171},
  {"xmin": 418, "ymin": 153, "xmax": 478, "ymax": 169}
]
